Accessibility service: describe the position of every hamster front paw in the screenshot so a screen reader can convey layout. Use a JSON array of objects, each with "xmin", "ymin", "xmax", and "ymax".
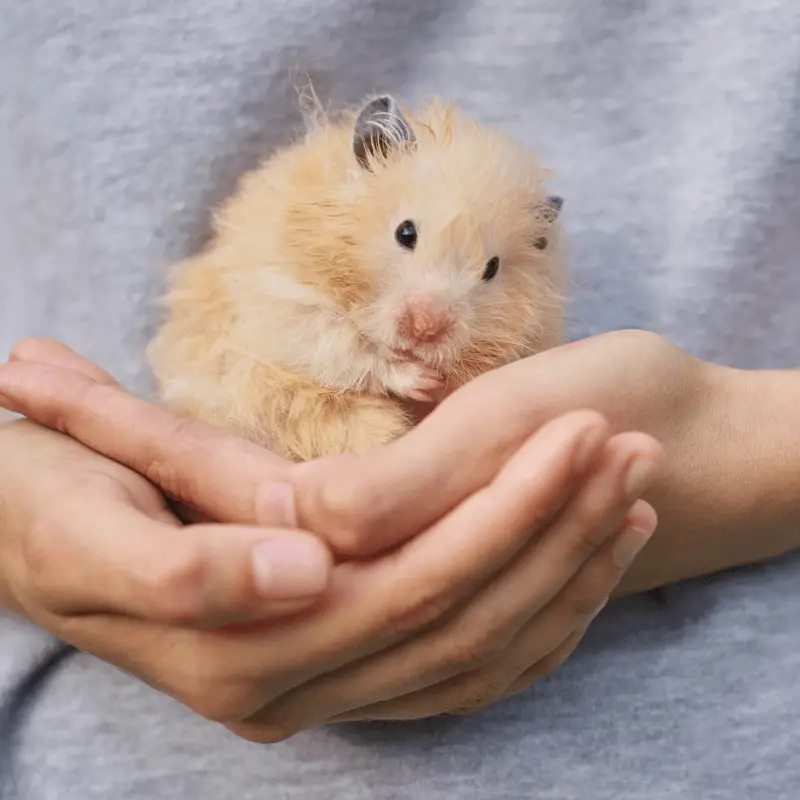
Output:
[{"xmin": 385, "ymin": 360, "xmax": 446, "ymax": 403}]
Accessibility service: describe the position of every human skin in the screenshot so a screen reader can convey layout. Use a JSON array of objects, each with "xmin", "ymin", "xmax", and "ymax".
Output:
[
  {"xmin": 2, "ymin": 329, "xmax": 800, "ymax": 730},
  {"xmin": 0, "ymin": 338, "xmax": 660, "ymax": 737}
]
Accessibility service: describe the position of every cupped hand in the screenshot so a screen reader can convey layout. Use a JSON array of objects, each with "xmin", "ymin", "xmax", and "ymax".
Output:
[
  {"xmin": 0, "ymin": 420, "xmax": 335, "ymax": 631},
  {"xmin": 242, "ymin": 419, "xmax": 659, "ymax": 732},
  {"xmin": 0, "ymin": 339, "xmax": 662, "ymax": 739},
  {"xmin": 0, "ymin": 333, "xmax": 676, "ymax": 557}
]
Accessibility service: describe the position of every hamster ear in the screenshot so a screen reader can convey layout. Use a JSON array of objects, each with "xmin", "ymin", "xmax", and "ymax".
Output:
[
  {"xmin": 541, "ymin": 195, "xmax": 564, "ymax": 222},
  {"xmin": 352, "ymin": 95, "xmax": 417, "ymax": 170},
  {"xmin": 533, "ymin": 196, "xmax": 564, "ymax": 250}
]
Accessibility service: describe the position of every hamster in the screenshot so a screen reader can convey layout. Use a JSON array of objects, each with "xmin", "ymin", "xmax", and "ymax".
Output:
[{"xmin": 146, "ymin": 94, "xmax": 567, "ymax": 461}]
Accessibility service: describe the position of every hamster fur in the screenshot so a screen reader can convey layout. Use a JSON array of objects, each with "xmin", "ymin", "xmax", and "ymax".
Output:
[{"xmin": 147, "ymin": 94, "xmax": 567, "ymax": 461}]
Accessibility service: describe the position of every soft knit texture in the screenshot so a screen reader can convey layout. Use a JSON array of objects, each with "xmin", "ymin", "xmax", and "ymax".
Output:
[{"xmin": 2, "ymin": 1, "xmax": 800, "ymax": 797}]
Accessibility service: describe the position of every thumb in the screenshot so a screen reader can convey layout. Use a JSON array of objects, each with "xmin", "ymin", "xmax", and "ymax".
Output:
[{"xmin": 28, "ymin": 490, "xmax": 334, "ymax": 629}]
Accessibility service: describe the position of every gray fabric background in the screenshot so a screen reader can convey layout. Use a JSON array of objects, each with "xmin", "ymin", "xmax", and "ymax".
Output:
[{"xmin": 2, "ymin": 1, "xmax": 800, "ymax": 797}]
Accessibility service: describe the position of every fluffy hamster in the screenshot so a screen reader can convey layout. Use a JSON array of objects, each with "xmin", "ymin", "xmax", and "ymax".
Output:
[{"xmin": 147, "ymin": 94, "xmax": 567, "ymax": 461}]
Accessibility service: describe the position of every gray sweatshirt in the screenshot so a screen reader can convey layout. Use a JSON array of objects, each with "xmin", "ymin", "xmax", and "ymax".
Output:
[{"xmin": 2, "ymin": 1, "xmax": 799, "ymax": 798}]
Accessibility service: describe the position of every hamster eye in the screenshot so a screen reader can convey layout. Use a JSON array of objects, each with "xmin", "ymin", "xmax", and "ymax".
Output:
[
  {"xmin": 482, "ymin": 256, "xmax": 500, "ymax": 282},
  {"xmin": 533, "ymin": 236, "xmax": 548, "ymax": 250},
  {"xmin": 395, "ymin": 220, "xmax": 418, "ymax": 250}
]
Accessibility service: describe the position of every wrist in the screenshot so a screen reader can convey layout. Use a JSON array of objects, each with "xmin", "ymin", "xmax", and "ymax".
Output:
[
  {"xmin": 617, "ymin": 359, "xmax": 800, "ymax": 595},
  {"xmin": 714, "ymin": 364, "xmax": 800, "ymax": 536}
]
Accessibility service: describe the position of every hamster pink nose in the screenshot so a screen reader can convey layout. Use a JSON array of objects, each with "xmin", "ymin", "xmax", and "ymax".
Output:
[{"xmin": 397, "ymin": 298, "xmax": 455, "ymax": 344}]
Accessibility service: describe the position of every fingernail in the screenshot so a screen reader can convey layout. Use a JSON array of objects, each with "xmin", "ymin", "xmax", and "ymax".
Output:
[
  {"xmin": 624, "ymin": 457, "xmax": 657, "ymax": 501},
  {"xmin": 251, "ymin": 537, "xmax": 330, "ymax": 599},
  {"xmin": 612, "ymin": 524, "xmax": 655, "ymax": 570},
  {"xmin": 258, "ymin": 482, "xmax": 297, "ymax": 527}
]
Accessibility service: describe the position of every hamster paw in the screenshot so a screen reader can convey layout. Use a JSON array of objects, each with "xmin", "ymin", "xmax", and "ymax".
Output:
[{"xmin": 387, "ymin": 361, "xmax": 446, "ymax": 403}]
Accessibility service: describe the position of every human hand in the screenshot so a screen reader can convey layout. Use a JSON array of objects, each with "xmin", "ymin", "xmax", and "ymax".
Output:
[
  {"xmin": 378, "ymin": 327, "xmax": 782, "ymax": 597},
  {"xmin": 0, "ymin": 338, "xmax": 310, "ymax": 528},
  {"xmin": 396, "ymin": 328, "xmax": 725, "ymax": 595},
  {"xmin": 0, "ymin": 416, "xmax": 337, "ymax": 632},
  {"xmin": 0, "ymin": 334, "xmax": 671, "ymax": 557},
  {"xmin": 0, "ymin": 340, "xmax": 662, "ymax": 736},
  {"xmin": 245, "ymin": 414, "xmax": 660, "ymax": 729}
]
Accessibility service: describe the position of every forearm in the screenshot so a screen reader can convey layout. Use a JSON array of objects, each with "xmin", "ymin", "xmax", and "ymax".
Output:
[{"xmin": 617, "ymin": 363, "xmax": 800, "ymax": 595}]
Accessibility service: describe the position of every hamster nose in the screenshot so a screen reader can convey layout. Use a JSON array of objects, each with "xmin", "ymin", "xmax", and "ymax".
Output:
[{"xmin": 398, "ymin": 298, "xmax": 455, "ymax": 344}]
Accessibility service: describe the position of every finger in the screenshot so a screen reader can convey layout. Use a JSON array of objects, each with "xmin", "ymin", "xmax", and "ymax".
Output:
[
  {"xmin": 22, "ymin": 488, "xmax": 333, "ymax": 627},
  {"xmin": 439, "ymin": 502, "xmax": 658, "ymax": 716},
  {"xmin": 46, "ymin": 490, "xmax": 651, "ymax": 736},
  {"xmin": 48, "ymin": 528, "xmax": 598, "ymax": 734},
  {"xmin": 69, "ymin": 411, "xmax": 604, "ymax": 736},
  {"xmin": 9, "ymin": 338, "xmax": 118, "ymax": 384},
  {"xmin": 446, "ymin": 630, "xmax": 585, "ymax": 717},
  {"xmin": 329, "ymin": 502, "xmax": 656, "ymax": 722},
  {"xmin": 292, "ymin": 351, "xmax": 633, "ymax": 557},
  {"xmin": 292, "ymin": 332, "xmax": 673, "ymax": 557},
  {"xmin": 291, "ymin": 384, "xmax": 548, "ymax": 555},
  {"xmin": 477, "ymin": 631, "xmax": 584, "ymax": 705},
  {"xmin": 46, "ymin": 611, "xmax": 302, "ymax": 728},
  {"xmin": 0, "ymin": 359, "xmax": 294, "ymax": 526},
  {"xmin": 490, "ymin": 431, "xmax": 662, "ymax": 616},
  {"xmin": 37, "ymin": 611, "xmax": 247, "ymax": 725},
  {"xmin": 225, "ymin": 412, "xmax": 610, "ymax": 734},
  {"xmin": 330, "ymin": 631, "xmax": 587, "ymax": 722},
  {"xmin": 242, "ymin": 433, "xmax": 660, "ymax": 734}
]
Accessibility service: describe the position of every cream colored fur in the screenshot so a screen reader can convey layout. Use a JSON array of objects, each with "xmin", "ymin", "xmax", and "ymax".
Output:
[{"xmin": 147, "ymin": 96, "xmax": 566, "ymax": 461}]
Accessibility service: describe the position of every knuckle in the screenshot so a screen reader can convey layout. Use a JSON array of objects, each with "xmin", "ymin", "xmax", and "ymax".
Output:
[
  {"xmin": 565, "ymin": 491, "xmax": 618, "ymax": 559},
  {"xmin": 312, "ymin": 461, "xmax": 386, "ymax": 553},
  {"xmin": 139, "ymin": 416, "xmax": 199, "ymax": 490},
  {"xmin": 140, "ymin": 414, "xmax": 234, "ymax": 499},
  {"xmin": 570, "ymin": 589, "xmax": 607, "ymax": 620},
  {"xmin": 441, "ymin": 627, "xmax": 506, "ymax": 674},
  {"xmin": 176, "ymin": 648, "xmax": 260, "ymax": 724},
  {"xmin": 142, "ymin": 547, "xmax": 207, "ymax": 624},
  {"xmin": 59, "ymin": 369, "xmax": 98, "ymax": 406},
  {"xmin": 382, "ymin": 584, "xmax": 456, "ymax": 641},
  {"xmin": 186, "ymin": 684, "xmax": 255, "ymax": 724},
  {"xmin": 42, "ymin": 373, "xmax": 107, "ymax": 436},
  {"xmin": 561, "ymin": 408, "xmax": 608, "ymax": 436},
  {"xmin": 171, "ymin": 649, "xmax": 250, "ymax": 724},
  {"xmin": 566, "ymin": 520, "xmax": 608, "ymax": 562}
]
